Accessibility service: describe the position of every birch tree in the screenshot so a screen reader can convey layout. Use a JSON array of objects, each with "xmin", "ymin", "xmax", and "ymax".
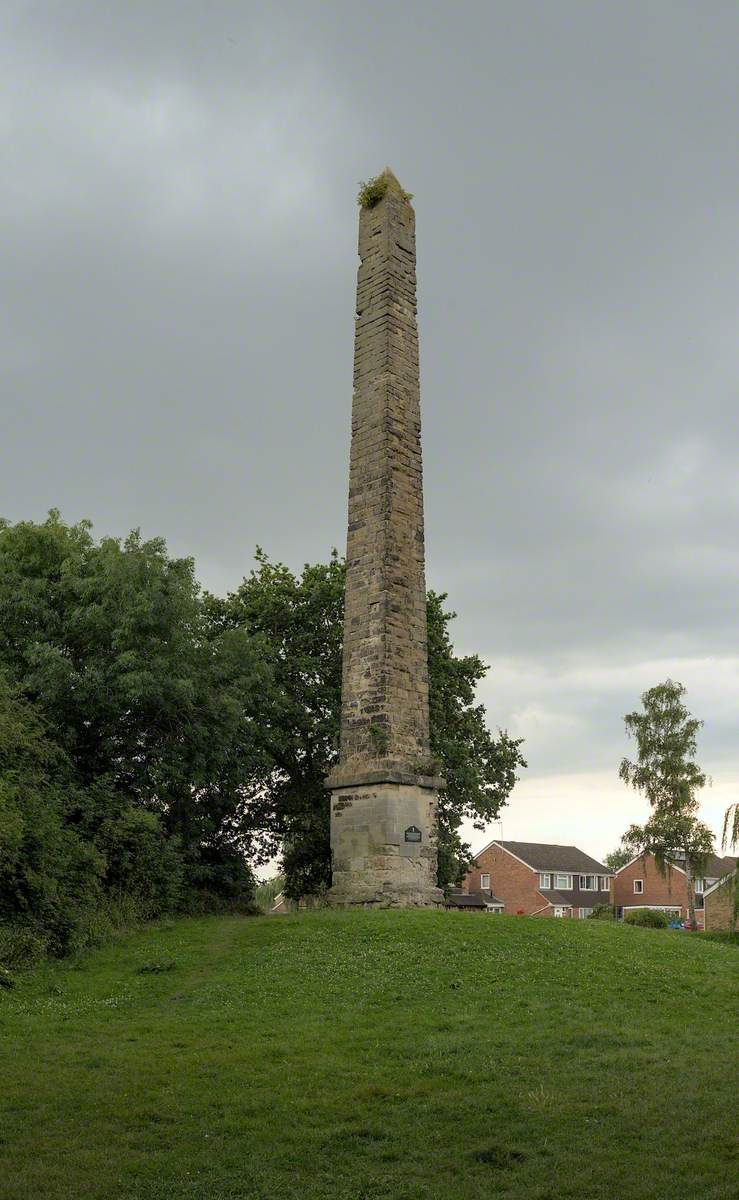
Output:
[{"xmin": 619, "ymin": 680, "xmax": 713, "ymax": 930}]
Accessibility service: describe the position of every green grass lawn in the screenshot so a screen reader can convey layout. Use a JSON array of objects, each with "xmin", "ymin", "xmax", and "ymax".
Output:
[{"xmin": 1, "ymin": 912, "xmax": 737, "ymax": 1200}]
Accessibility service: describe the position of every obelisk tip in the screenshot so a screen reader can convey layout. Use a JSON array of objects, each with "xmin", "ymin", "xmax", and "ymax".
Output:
[{"xmin": 357, "ymin": 168, "xmax": 413, "ymax": 209}]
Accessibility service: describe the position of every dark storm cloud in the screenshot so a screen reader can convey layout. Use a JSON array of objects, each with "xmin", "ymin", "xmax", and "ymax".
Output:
[{"xmin": 2, "ymin": 1, "xmax": 738, "ymax": 844}]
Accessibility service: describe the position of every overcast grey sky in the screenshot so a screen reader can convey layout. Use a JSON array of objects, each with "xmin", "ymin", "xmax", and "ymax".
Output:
[{"xmin": 2, "ymin": 1, "xmax": 738, "ymax": 859}]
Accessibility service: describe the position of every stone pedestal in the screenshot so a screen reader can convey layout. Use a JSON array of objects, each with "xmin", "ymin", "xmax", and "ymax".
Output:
[{"xmin": 328, "ymin": 767, "xmax": 443, "ymax": 908}]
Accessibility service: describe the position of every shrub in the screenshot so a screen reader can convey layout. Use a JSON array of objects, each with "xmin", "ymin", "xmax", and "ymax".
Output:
[
  {"xmin": 182, "ymin": 844, "xmax": 256, "ymax": 912},
  {"xmin": 0, "ymin": 923, "xmax": 48, "ymax": 970},
  {"xmin": 696, "ymin": 931, "xmax": 739, "ymax": 947},
  {"xmin": 624, "ymin": 908, "xmax": 669, "ymax": 928},
  {"xmin": 96, "ymin": 808, "xmax": 185, "ymax": 917},
  {"xmin": 588, "ymin": 904, "xmax": 616, "ymax": 920}
]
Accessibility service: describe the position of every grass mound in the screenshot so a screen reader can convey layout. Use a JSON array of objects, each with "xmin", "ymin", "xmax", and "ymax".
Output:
[{"xmin": 1, "ymin": 911, "xmax": 737, "ymax": 1200}]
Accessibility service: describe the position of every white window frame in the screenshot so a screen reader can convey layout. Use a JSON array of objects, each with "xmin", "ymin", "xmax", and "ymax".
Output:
[
  {"xmin": 553, "ymin": 906, "xmax": 568, "ymax": 917},
  {"xmin": 694, "ymin": 878, "xmax": 704, "ymax": 894},
  {"xmin": 480, "ymin": 873, "xmax": 490, "ymax": 890},
  {"xmin": 554, "ymin": 873, "xmax": 572, "ymax": 890},
  {"xmin": 599, "ymin": 876, "xmax": 609, "ymax": 891},
  {"xmin": 624, "ymin": 905, "xmax": 681, "ymax": 918},
  {"xmin": 633, "ymin": 879, "xmax": 644, "ymax": 894},
  {"xmin": 539, "ymin": 872, "xmax": 552, "ymax": 889},
  {"xmin": 579, "ymin": 907, "xmax": 592, "ymax": 919},
  {"xmin": 579, "ymin": 874, "xmax": 596, "ymax": 890}
]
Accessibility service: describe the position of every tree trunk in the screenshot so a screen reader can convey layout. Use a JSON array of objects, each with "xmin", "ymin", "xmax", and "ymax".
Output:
[{"xmin": 685, "ymin": 858, "xmax": 697, "ymax": 931}]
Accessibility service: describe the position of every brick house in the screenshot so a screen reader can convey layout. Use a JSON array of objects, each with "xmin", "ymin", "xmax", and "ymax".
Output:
[
  {"xmin": 612, "ymin": 852, "xmax": 738, "ymax": 926},
  {"xmin": 464, "ymin": 840, "xmax": 612, "ymax": 918},
  {"xmin": 703, "ymin": 873, "xmax": 737, "ymax": 932}
]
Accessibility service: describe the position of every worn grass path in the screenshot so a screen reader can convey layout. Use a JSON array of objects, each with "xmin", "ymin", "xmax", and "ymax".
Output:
[{"xmin": 1, "ymin": 911, "xmax": 737, "ymax": 1200}]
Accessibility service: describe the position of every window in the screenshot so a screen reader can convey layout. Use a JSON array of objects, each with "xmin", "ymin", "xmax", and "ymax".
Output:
[
  {"xmin": 579, "ymin": 874, "xmax": 596, "ymax": 890},
  {"xmin": 694, "ymin": 878, "xmax": 704, "ymax": 894},
  {"xmin": 480, "ymin": 873, "xmax": 490, "ymax": 890},
  {"xmin": 579, "ymin": 908, "xmax": 592, "ymax": 919},
  {"xmin": 633, "ymin": 879, "xmax": 644, "ymax": 894},
  {"xmin": 554, "ymin": 873, "xmax": 572, "ymax": 889},
  {"xmin": 599, "ymin": 876, "xmax": 609, "ymax": 890},
  {"xmin": 539, "ymin": 872, "xmax": 552, "ymax": 889},
  {"xmin": 553, "ymin": 906, "xmax": 568, "ymax": 917}
]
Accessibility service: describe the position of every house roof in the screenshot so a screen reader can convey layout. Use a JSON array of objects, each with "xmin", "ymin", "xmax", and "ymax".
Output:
[
  {"xmin": 615, "ymin": 851, "xmax": 738, "ymax": 878},
  {"xmin": 668, "ymin": 851, "xmax": 738, "ymax": 878},
  {"xmin": 704, "ymin": 869, "xmax": 737, "ymax": 900},
  {"xmin": 483, "ymin": 840, "xmax": 609, "ymax": 875},
  {"xmin": 445, "ymin": 890, "xmax": 504, "ymax": 909},
  {"xmin": 704, "ymin": 854, "xmax": 737, "ymax": 878}
]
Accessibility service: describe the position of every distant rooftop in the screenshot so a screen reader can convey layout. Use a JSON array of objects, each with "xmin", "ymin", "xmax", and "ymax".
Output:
[{"xmin": 483, "ymin": 840, "xmax": 609, "ymax": 875}]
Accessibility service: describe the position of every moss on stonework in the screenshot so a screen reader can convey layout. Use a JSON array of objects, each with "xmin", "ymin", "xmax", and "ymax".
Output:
[
  {"xmin": 411, "ymin": 757, "xmax": 442, "ymax": 778},
  {"xmin": 357, "ymin": 173, "xmax": 413, "ymax": 209},
  {"xmin": 368, "ymin": 723, "xmax": 390, "ymax": 754}
]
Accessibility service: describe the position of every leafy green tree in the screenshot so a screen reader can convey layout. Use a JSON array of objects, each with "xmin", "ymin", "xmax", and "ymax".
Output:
[
  {"xmin": 207, "ymin": 552, "xmax": 525, "ymax": 897},
  {"xmin": 0, "ymin": 512, "xmax": 258, "ymax": 909},
  {"xmin": 619, "ymin": 680, "xmax": 713, "ymax": 929},
  {"xmin": 603, "ymin": 847, "xmax": 631, "ymax": 873},
  {"xmin": 0, "ymin": 673, "xmax": 104, "ymax": 950},
  {"xmin": 426, "ymin": 592, "xmax": 525, "ymax": 887},
  {"xmin": 1, "ymin": 514, "xmax": 524, "ymax": 940},
  {"xmin": 204, "ymin": 550, "xmax": 345, "ymax": 897}
]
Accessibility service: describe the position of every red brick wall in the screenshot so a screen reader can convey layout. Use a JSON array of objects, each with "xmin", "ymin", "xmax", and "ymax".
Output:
[
  {"xmin": 464, "ymin": 845, "xmax": 549, "ymax": 915},
  {"xmin": 612, "ymin": 855, "xmax": 688, "ymax": 916},
  {"xmin": 704, "ymin": 880, "xmax": 736, "ymax": 931}
]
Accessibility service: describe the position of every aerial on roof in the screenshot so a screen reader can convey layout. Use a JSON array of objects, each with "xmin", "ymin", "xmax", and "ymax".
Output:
[{"xmin": 486, "ymin": 840, "xmax": 609, "ymax": 875}]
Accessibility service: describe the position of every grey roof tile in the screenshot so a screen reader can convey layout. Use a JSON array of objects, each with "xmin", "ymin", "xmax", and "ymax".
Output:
[{"xmin": 493, "ymin": 841, "xmax": 608, "ymax": 874}]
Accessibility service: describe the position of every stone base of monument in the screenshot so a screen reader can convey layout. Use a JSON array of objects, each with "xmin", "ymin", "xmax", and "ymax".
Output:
[{"xmin": 326, "ymin": 772, "xmax": 444, "ymax": 908}]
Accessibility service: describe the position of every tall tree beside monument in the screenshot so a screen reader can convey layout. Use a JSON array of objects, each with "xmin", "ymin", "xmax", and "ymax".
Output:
[
  {"xmin": 208, "ymin": 554, "xmax": 525, "ymax": 899},
  {"xmin": 326, "ymin": 170, "xmax": 447, "ymax": 906}
]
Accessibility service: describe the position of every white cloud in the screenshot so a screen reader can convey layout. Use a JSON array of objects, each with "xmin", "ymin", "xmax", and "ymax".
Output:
[
  {"xmin": 462, "ymin": 769, "xmax": 737, "ymax": 865},
  {"xmin": 460, "ymin": 652, "xmax": 739, "ymax": 862}
]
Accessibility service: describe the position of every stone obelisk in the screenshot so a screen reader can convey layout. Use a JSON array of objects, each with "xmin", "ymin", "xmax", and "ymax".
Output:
[{"xmin": 327, "ymin": 170, "xmax": 443, "ymax": 907}]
